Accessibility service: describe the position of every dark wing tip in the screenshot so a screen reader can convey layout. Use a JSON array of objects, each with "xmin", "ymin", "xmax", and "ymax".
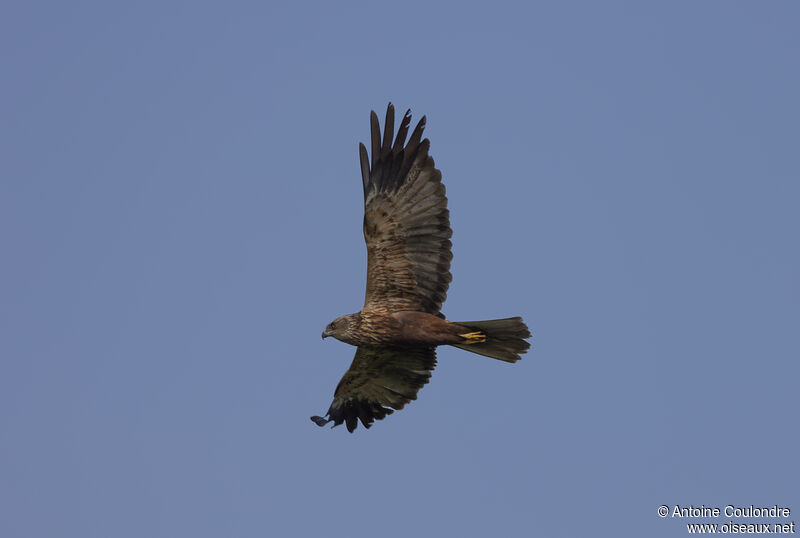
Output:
[
  {"xmin": 416, "ymin": 115, "xmax": 427, "ymax": 134},
  {"xmin": 345, "ymin": 414, "xmax": 358, "ymax": 433},
  {"xmin": 392, "ymin": 109, "xmax": 413, "ymax": 152},
  {"xmin": 310, "ymin": 415, "xmax": 331, "ymax": 427},
  {"xmin": 359, "ymin": 142, "xmax": 370, "ymax": 197},
  {"xmin": 382, "ymin": 103, "xmax": 395, "ymax": 151}
]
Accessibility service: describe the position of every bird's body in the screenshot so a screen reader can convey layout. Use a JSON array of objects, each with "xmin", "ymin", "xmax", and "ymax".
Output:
[
  {"xmin": 324, "ymin": 309, "xmax": 481, "ymax": 347},
  {"xmin": 312, "ymin": 104, "xmax": 532, "ymax": 432}
]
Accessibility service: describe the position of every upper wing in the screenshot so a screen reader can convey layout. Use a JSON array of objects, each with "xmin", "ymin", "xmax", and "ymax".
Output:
[
  {"xmin": 310, "ymin": 346, "xmax": 437, "ymax": 432},
  {"xmin": 359, "ymin": 103, "xmax": 453, "ymax": 314}
]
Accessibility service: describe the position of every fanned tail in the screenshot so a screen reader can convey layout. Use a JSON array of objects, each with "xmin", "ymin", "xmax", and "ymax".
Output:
[{"xmin": 451, "ymin": 317, "xmax": 532, "ymax": 363}]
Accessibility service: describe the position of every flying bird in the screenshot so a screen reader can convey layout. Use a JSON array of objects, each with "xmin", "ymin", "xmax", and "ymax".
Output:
[{"xmin": 312, "ymin": 104, "xmax": 531, "ymax": 432}]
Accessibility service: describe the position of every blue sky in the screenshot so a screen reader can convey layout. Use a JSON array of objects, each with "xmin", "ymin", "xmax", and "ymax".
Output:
[{"xmin": 2, "ymin": 2, "xmax": 798, "ymax": 536}]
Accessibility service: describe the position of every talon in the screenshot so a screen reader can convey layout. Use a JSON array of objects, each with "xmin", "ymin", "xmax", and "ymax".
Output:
[{"xmin": 459, "ymin": 331, "xmax": 487, "ymax": 344}]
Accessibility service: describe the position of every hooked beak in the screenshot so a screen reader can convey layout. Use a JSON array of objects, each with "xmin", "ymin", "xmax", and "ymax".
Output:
[{"xmin": 321, "ymin": 329, "xmax": 330, "ymax": 340}]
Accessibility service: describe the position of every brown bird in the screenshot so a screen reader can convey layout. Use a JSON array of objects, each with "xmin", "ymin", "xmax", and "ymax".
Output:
[{"xmin": 312, "ymin": 104, "xmax": 531, "ymax": 432}]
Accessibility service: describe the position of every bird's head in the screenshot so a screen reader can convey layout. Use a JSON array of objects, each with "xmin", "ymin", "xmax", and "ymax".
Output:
[{"xmin": 321, "ymin": 314, "xmax": 354, "ymax": 342}]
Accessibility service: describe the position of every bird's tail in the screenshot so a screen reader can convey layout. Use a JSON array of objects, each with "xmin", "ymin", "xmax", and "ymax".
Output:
[{"xmin": 451, "ymin": 317, "xmax": 532, "ymax": 363}]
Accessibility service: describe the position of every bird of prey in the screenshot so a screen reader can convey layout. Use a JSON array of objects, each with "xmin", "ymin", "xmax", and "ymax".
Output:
[{"xmin": 312, "ymin": 104, "xmax": 531, "ymax": 432}]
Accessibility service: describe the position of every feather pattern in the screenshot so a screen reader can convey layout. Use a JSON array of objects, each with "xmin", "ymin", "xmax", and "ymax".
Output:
[
  {"xmin": 311, "ymin": 346, "xmax": 437, "ymax": 432},
  {"xmin": 361, "ymin": 103, "xmax": 453, "ymax": 315}
]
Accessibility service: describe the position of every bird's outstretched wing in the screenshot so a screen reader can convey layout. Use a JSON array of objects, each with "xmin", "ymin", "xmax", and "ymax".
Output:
[
  {"xmin": 360, "ymin": 103, "xmax": 453, "ymax": 315},
  {"xmin": 310, "ymin": 346, "xmax": 437, "ymax": 432}
]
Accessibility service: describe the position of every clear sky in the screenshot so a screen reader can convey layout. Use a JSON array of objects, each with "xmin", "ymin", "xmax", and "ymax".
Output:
[{"xmin": 2, "ymin": 2, "xmax": 798, "ymax": 537}]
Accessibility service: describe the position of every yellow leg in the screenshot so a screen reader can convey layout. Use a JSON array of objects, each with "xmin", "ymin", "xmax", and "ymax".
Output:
[{"xmin": 459, "ymin": 331, "xmax": 487, "ymax": 344}]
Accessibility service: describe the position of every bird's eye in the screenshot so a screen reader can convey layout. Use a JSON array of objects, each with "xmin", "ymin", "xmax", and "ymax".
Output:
[{"xmin": 330, "ymin": 322, "xmax": 336, "ymax": 329}]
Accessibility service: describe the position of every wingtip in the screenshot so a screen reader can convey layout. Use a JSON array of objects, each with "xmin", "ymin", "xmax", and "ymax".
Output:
[{"xmin": 310, "ymin": 415, "xmax": 331, "ymax": 427}]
